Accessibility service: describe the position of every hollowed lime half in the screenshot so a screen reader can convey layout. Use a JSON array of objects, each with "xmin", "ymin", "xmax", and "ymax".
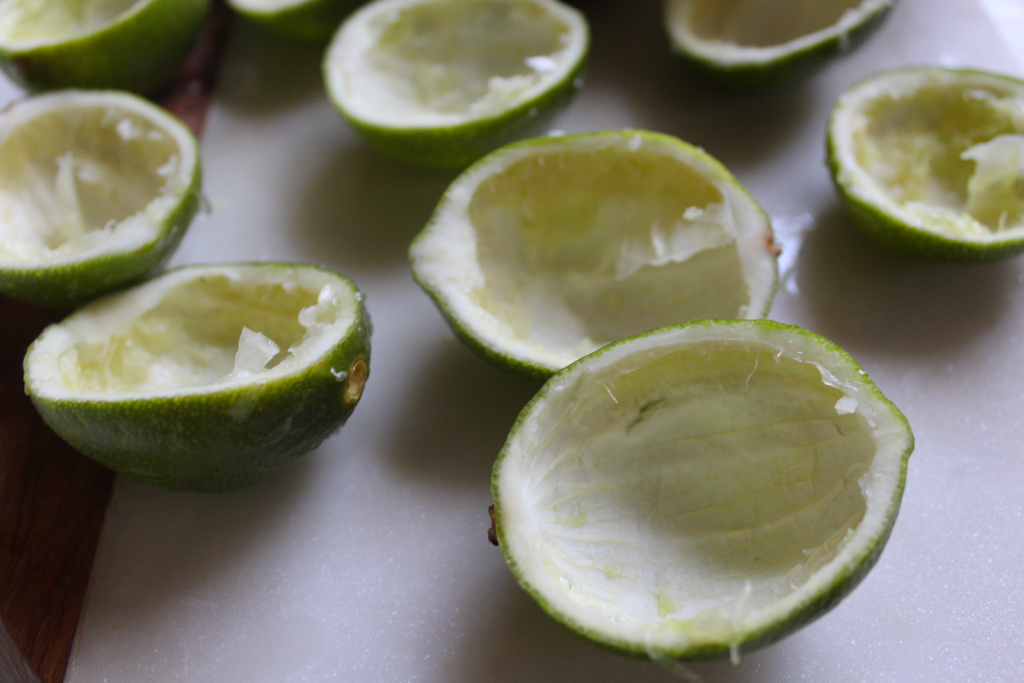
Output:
[
  {"xmin": 0, "ymin": 90, "xmax": 201, "ymax": 308},
  {"xmin": 24, "ymin": 263, "xmax": 371, "ymax": 492},
  {"xmin": 665, "ymin": 0, "xmax": 895, "ymax": 87},
  {"xmin": 829, "ymin": 66, "xmax": 1024, "ymax": 261},
  {"xmin": 410, "ymin": 130, "xmax": 779, "ymax": 379},
  {"xmin": 0, "ymin": 0, "xmax": 209, "ymax": 94},
  {"xmin": 323, "ymin": 0, "xmax": 588, "ymax": 169},
  {"xmin": 493, "ymin": 320, "xmax": 913, "ymax": 660},
  {"xmin": 228, "ymin": 0, "xmax": 368, "ymax": 42}
]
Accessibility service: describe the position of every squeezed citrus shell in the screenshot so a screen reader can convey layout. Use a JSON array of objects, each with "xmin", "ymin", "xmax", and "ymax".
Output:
[
  {"xmin": 411, "ymin": 130, "xmax": 779, "ymax": 379},
  {"xmin": 24, "ymin": 263, "xmax": 372, "ymax": 492},
  {"xmin": 829, "ymin": 66, "xmax": 1024, "ymax": 261},
  {"xmin": 493, "ymin": 320, "xmax": 913, "ymax": 659}
]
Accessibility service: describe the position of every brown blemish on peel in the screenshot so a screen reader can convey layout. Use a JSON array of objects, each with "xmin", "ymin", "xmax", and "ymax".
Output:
[
  {"xmin": 343, "ymin": 357, "xmax": 368, "ymax": 405},
  {"xmin": 766, "ymin": 224, "xmax": 782, "ymax": 258}
]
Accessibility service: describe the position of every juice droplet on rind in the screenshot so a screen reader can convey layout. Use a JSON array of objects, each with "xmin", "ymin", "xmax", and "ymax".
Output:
[{"xmin": 343, "ymin": 357, "xmax": 368, "ymax": 405}]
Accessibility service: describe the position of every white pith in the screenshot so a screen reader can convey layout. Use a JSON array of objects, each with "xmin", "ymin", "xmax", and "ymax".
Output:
[
  {"xmin": 496, "ymin": 323, "xmax": 910, "ymax": 652},
  {"xmin": 25, "ymin": 265, "xmax": 360, "ymax": 401},
  {"xmin": 665, "ymin": 0, "xmax": 891, "ymax": 65},
  {"xmin": 411, "ymin": 132, "xmax": 776, "ymax": 374},
  {"xmin": 832, "ymin": 68, "xmax": 1024, "ymax": 242},
  {"xmin": 0, "ymin": 91, "xmax": 197, "ymax": 269},
  {"xmin": 228, "ymin": 0, "xmax": 308, "ymax": 13},
  {"xmin": 325, "ymin": 0, "xmax": 587, "ymax": 128},
  {"xmin": 0, "ymin": 0, "xmax": 148, "ymax": 48}
]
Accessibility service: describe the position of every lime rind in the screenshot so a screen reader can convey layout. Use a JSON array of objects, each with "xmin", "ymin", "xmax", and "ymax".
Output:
[
  {"xmin": 411, "ymin": 130, "xmax": 779, "ymax": 380},
  {"xmin": 323, "ymin": 0, "xmax": 589, "ymax": 169},
  {"xmin": 0, "ymin": 0, "xmax": 209, "ymax": 95},
  {"xmin": 828, "ymin": 66, "xmax": 1024, "ymax": 262},
  {"xmin": 0, "ymin": 90, "xmax": 202, "ymax": 309},
  {"xmin": 492, "ymin": 320, "xmax": 913, "ymax": 660},
  {"xmin": 332, "ymin": 64, "xmax": 586, "ymax": 170},
  {"xmin": 24, "ymin": 263, "xmax": 371, "ymax": 492},
  {"xmin": 228, "ymin": 0, "xmax": 368, "ymax": 42},
  {"xmin": 665, "ymin": 0, "xmax": 895, "ymax": 88}
]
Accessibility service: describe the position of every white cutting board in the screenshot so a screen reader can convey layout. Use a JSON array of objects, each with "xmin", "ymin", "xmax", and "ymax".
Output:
[{"xmin": 5, "ymin": 0, "xmax": 1021, "ymax": 681}]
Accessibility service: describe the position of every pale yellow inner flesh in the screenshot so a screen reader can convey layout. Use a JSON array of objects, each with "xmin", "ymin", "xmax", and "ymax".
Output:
[
  {"xmin": 526, "ymin": 346, "xmax": 874, "ymax": 628},
  {"xmin": 469, "ymin": 146, "xmax": 749, "ymax": 358},
  {"xmin": 0, "ymin": 0, "xmax": 144, "ymax": 43},
  {"xmin": 685, "ymin": 0, "xmax": 864, "ymax": 47},
  {"xmin": 363, "ymin": 0, "xmax": 570, "ymax": 117},
  {"xmin": 0, "ymin": 105, "xmax": 179, "ymax": 261},
  {"xmin": 854, "ymin": 83, "xmax": 1024, "ymax": 236},
  {"xmin": 55, "ymin": 274, "xmax": 348, "ymax": 393}
]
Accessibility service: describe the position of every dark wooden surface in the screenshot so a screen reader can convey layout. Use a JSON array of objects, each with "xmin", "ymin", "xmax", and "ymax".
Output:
[
  {"xmin": 0, "ymin": 300, "xmax": 106, "ymax": 683},
  {"xmin": 0, "ymin": 5, "xmax": 231, "ymax": 681}
]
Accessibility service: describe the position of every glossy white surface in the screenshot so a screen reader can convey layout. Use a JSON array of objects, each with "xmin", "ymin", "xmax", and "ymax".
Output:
[{"xmin": 4, "ymin": 0, "xmax": 1018, "ymax": 680}]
